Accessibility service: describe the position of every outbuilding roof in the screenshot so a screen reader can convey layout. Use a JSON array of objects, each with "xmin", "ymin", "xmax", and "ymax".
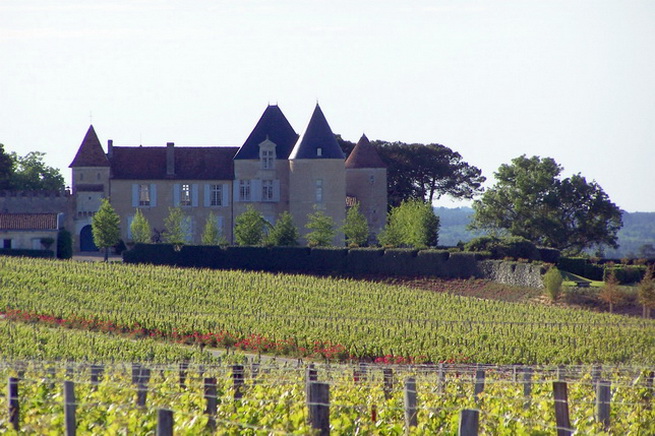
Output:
[{"xmin": 0, "ymin": 213, "xmax": 59, "ymax": 231}]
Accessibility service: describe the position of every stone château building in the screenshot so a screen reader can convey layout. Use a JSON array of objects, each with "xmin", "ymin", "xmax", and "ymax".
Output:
[{"xmin": 69, "ymin": 104, "xmax": 387, "ymax": 251}]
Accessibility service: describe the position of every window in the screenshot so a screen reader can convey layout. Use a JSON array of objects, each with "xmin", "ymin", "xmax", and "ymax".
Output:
[
  {"xmin": 262, "ymin": 180, "xmax": 274, "ymax": 201},
  {"xmin": 210, "ymin": 184, "xmax": 222, "ymax": 206},
  {"xmin": 138, "ymin": 184, "xmax": 150, "ymax": 206},
  {"xmin": 79, "ymin": 173, "xmax": 84, "ymax": 181},
  {"xmin": 3, "ymin": 239, "xmax": 11, "ymax": 249},
  {"xmin": 369, "ymin": 175, "xmax": 375, "ymax": 184},
  {"xmin": 315, "ymin": 179, "xmax": 323, "ymax": 203},
  {"xmin": 180, "ymin": 184, "xmax": 191, "ymax": 206},
  {"xmin": 239, "ymin": 180, "xmax": 251, "ymax": 201},
  {"xmin": 261, "ymin": 149, "xmax": 274, "ymax": 169},
  {"xmin": 316, "ymin": 147, "xmax": 322, "ymax": 157}
]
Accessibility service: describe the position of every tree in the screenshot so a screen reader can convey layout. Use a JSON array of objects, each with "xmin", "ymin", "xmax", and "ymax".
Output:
[
  {"xmin": 305, "ymin": 206, "xmax": 336, "ymax": 247},
  {"xmin": 470, "ymin": 155, "xmax": 622, "ymax": 254},
  {"xmin": 342, "ymin": 202, "xmax": 369, "ymax": 247},
  {"xmin": 234, "ymin": 206, "xmax": 268, "ymax": 246},
  {"xmin": 91, "ymin": 198, "xmax": 121, "ymax": 261},
  {"xmin": 337, "ymin": 137, "xmax": 485, "ymax": 208},
  {"xmin": 265, "ymin": 211, "xmax": 299, "ymax": 247},
  {"xmin": 56, "ymin": 228, "xmax": 73, "ymax": 259},
  {"xmin": 599, "ymin": 271, "xmax": 624, "ymax": 314},
  {"xmin": 202, "ymin": 212, "xmax": 228, "ymax": 246},
  {"xmin": 130, "ymin": 209, "xmax": 151, "ymax": 244},
  {"xmin": 0, "ymin": 144, "xmax": 14, "ymax": 190},
  {"xmin": 638, "ymin": 265, "xmax": 655, "ymax": 318},
  {"xmin": 9, "ymin": 151, "xmax": 65, "ymax": 191},
  {"xmin": 163, "ymin": 207, "xmax": 189, "ymax": 245},
  {"xmin": 378, "ymin": 199, "xmax": 440, "ymax": 248}
]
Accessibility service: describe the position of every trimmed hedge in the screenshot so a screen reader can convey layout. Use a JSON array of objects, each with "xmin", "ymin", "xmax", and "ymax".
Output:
[
  {"xmin": 0, "ymin": 248, "xmax": 54, "ymax": 259},
  {"xmin": 123, "ymin": 244, "xmax": 486, "ymax": 279},
  {"xmin": 557, "ymin": 257, "xmax": 604, "ymax": 281},
  {"xmin": 604, "ymin": 265, "xmax": 647, "ymax": 284}
]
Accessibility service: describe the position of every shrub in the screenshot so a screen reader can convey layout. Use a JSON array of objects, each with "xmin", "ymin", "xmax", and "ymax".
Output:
[
  {"xmin": 599, "ymin": 271, "xmax": 625, "ymax": 313},
  {"xmin": 56, "ymin": 229, "xmax": 73, "ymax": 259},
  {"xmin": 234, "ymin": 206, "xmax": 268, "ymax": 246},
  {"xmin": 378, "ymin": 200, "xmax": 439, "ymax": 248},
  {"xmin": 465, "ymin": 236, "xmax": 540, "ymax": 260},
  {"xmin": 305, "ymin": 207, "xmax": 337, "ymax": 247},
  {"xmin": 342, "ymin": 202, "xmax": 369, "ymax": 247},
  {"xmin": 543, "ymin": 267, "xmax": 563, "ymax": 301},
  {"xmin": 265, "ymin": 211, "xmax": 299, "ymax": 247},
  {"xmin": 604, "ymin": 265, "xmax": 647, "ymax": 284}
]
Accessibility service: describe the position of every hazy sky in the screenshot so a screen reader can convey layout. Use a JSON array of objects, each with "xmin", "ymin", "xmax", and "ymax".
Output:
[{"xmin": 1, "ymin": 1, "xmax": 653, "ymax": 212}]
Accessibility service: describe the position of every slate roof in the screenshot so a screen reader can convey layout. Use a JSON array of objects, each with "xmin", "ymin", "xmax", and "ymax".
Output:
[
  {"xmin": 109, "ymin": 146, "xmax": 239, "ymax": 180},
  {"xmin": 0, "ymin": 213, "xmax": 59, "ymax": 231},
  {"xmin": 345, "ymin": 134, "xmax": 386, "ymax": 169},
  {"xmin": 69, "ymin": 125, "xmax": 110, "ymax": 167},
  {"xmin": 289, "ymin": 104, "xmax": 345, "ymax": 160},
  {"xmin": 234, "ymin": 105, "xmax": 299, "ymax": 160}
]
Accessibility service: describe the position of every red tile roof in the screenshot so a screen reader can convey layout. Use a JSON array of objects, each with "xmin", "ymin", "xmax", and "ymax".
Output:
[
  {"xmin": 345, "ymin": 134, "xmax": 386, "ymax": 169},
  {"xmin": 110, "ymin": 146, "xmax": 239, "ymax": 180},
  {"xmin": 69, "ymin": 125, "xmax": 110, "ymax": 167},
  {"xmin": 0, "ymin": 213, "xmax": 59, "ymax": 231}
]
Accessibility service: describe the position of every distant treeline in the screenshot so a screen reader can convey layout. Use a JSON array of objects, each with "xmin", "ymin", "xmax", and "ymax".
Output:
[{"xmin": 435, "ymin": 207, "xmax": 655, "ymax": 259}]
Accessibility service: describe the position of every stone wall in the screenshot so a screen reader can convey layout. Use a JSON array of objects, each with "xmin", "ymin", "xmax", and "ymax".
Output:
[{"xmin": 478, "ymin": 260, "xmax": 546, "ymax": 288}]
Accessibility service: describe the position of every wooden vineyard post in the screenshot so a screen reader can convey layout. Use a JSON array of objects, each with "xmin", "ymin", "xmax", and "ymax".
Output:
[
  {"xmin": 204, "ymin": 377, "xmax": 217, "ymax": 432},
  {"xmin": 232, "ymin": 364, "xmax": 244, "ymax": 401},
  {"xmin": 8, "ymin": 376, "xmax": 19, "ymax": 431},
  {"xmin": 179, "ymin": 361, "xmax": 189, "ymax": 390},
  {"xmin": 308, "ymin": 382, "xmax": 330, "ymax": 436},
  {"xmin": 458, "ymin": 409, "xmax": 479, "ymax": 436},
  {"xmin": 90, "ymin": 364, "xmax": 103, "ymax": 390},
  {"xmin": 474, "ymin": 369, "xmax": 485, "ymax": 400},
  {"xmin": 157, "ymin": 409, "xmax": 174, "ymax": 436},
  {"xmin": 306, "ymin": 364, "xmax": 318, "ymax": 403},
  {"xmin": 437, "ymin": 363, "xmax": 445, "ymax": 394},
  {"xmin": 553, "ymin": 381, "xmax": 572, "ymax": 436},
  {"xmin": 523, "ymin": 367, "xmax": 533, "ymax": 409},
  {"xmin": 136, "ymin": 368, "xmax": 151, "ymax": 407},
  {"xmin": 64, "ymin": 380, "xmax": 76, "ymax": 436},
  {"xmin": 47, "ymin": 366, "xmax": 56, "ymax": 390},
  {"xmin": 131, "ymin": 363, "xmax": 142, "ymax": 384},
  {"xmin": 591, "ymin": 365, "xmax": 601, "ymax": 386},
  {"xmin": 596, "ymin": 380, "xmax": 611, "ymax": 431},
  {"xmin": 404, "ymin": 377, "xmax": 418, "ymax": 429},
  {"xmin": 383, "ymin": 368, "xmax": 394, "ymax": 400}
]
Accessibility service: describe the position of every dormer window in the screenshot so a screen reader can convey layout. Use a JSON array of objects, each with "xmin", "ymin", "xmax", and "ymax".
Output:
[
  {"xmin": 317, "ymin": 147, "xmax": 322, "ymax": 157},
  {"xmin": 259, "ymin": 139, "xmax": 276, "ymax": 169}
]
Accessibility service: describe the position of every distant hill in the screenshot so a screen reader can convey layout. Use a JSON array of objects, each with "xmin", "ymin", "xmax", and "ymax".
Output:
[{"xmin": 434, "ymin": 207, "xmax": 655, "ymax": 259}]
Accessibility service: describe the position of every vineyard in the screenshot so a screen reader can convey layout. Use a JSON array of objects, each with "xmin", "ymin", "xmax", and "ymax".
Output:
[
  {"xmin": 1, "ymin": 257, "xmax": 655, "ymax": 364},
  {"xmin": 1, "ymin": 359, "xmax": 655, "ymax": 434}
]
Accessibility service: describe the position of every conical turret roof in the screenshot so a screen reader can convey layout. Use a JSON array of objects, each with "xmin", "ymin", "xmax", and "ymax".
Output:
[
  {"xmin": 234, "ymin": 105, "xmax": 299, "ymax": 160},
  {"xmin": 345, "ymin": 134, "xmax": 386, "ymax": 169},
  {"xmin": 289, "ymin": 104, "xmax": 345, "ymax": 160},
  {"xmin": 69, "ymin": 125, "xmax": 109, "ymax": 167}
]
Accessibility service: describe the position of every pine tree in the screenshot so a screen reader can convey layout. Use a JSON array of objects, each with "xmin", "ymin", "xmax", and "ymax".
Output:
[
  {"xmin": 202, "ymin": 212, "xmax": 228, "ymax": 246},
  {"xmin": 265, "ymin": 211, "xmax": 299, "ymax": 247},
  {"xmin": 305, "ymin": 206, "xmax": 336, "ymax": 247},
  {"xmin": 342, "ymin": 202, "xmax": 369, "ymax": 247},
  {"xmin": 130, "ymin": 209, "xmax": 151, "ymax": 244},
  {"xmin": 234, "ymin": 206, "xmax": 267, "ymax": 246},
  {"xmin": 92, "ymin": 198, "xmax": 121, "ymax": 261}
]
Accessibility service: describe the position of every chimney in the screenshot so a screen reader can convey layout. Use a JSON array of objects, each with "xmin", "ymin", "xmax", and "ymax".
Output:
[
  {"xmin": 107, "ymin": 139, "xmax": 113, "ymax": 158},
  {"xmin": 166, "ymin": 142, "xmax": 175, "ymax": 176}
]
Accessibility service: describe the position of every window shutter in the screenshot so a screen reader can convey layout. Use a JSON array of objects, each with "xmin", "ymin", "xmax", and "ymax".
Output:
[
  {"xmin": 173, "ymin": 184, "xmax": 180, "ymax": 206},
  {"xmin": 222, "ymin": 183, "xmax": 230, "ymax": 206},
  {"xmin": 204, "ymin": 184, "xmax": 210, "ymax": 207},
  {"xmin": 192, "ymin": 184, "xmax": 199, "ymax": 207},
  {"xmin": 233, "ymin": 182, "xmax": 240, "ymax": 203},
  {"xmin": 150, "ymin": 184, "xmax": 157, "ymax": 207},
  {"xmin": 251, "ymin": 179, "xmax": 262, "ymax": 202},
  {"xmin": 272, "ymin": 180, "xmax": 280, "ymax": 202},
  {"xmin": 131, "ymin": 184, "xmax": 139, "ymax": 207}
]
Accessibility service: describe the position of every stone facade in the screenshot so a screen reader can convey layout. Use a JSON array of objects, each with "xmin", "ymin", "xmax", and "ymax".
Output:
[{"xmin": 67, "ymin": 104, "xmax": 387, "ymax": 250}]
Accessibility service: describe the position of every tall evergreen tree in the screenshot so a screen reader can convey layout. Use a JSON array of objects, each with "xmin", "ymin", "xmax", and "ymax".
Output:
[
  {"xmin": 305, "ymin": 206, "xmax": 336, "ymax": 247},
  {"xmin": 265, "ymin": 211, "xmax": 299, "ymax": 247},
  {"xmin": 234, "ymin": 206, "xmax": 267, "ymax": 246},
  {"xmin": 92, "ymin": 198, "xmax": 121, "ymax": 261},
  {"xmin": 130, "ymin": 209, "xmax": 151, "ymax": 244},
  {"xmin": 163, "ymin": 207, "xmax": 189, "ymax": 245},
  {"xmin": 202, "ymin": 212, "xmax": 228, "ymax": 246}
]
